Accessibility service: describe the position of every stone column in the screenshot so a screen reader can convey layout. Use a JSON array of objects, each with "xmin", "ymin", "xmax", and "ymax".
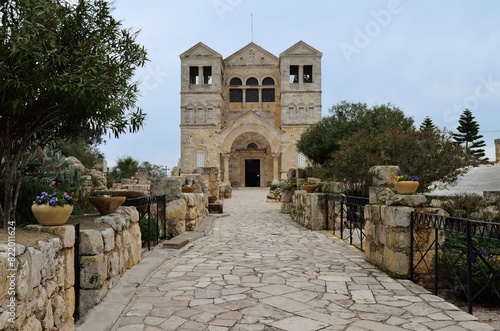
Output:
[
  {"xmin": 198, "ymin": 66, "xmax": 203, "ymax": 85},
  {"xmin": 272, "ymin": 152, "xmax": 280, "ymax": 184},
  {"xmin": 298, "ymin": 65, "xmax": 303, "ymax": 84},
  {"xmin": 222, "ymin": 153, "xmax": 230, "ymax": 184}
]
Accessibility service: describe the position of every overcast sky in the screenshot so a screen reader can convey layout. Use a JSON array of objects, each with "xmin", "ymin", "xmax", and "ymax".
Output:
[{"xmin": 100, "ymin": 0, "xmax": 500, "ymax": 169}]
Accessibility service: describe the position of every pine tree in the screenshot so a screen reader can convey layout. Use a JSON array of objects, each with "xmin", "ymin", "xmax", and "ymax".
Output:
[
  {"xmin": 453, "ymin": 109, "xmax": 488, "ymax": 163},
  {"xmin": 419, "ymin": 116, "xmax": 437, "ymax": 132}
]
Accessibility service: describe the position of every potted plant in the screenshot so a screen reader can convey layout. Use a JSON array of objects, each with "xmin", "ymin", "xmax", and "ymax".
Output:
[
  {"xmin": 181, "ymin": 178, "xmax": 196, "ymax": 193},
  {"xmin": 394, "ymin": 175, "xmax": 419, "ymax": 195},
  {"xmin": 208, "ymin": 195, "xmax": 217, "ymax": 204},
  {"xmin": 32, "ymin": 191, "xmax": 74, "ymax": 226}
]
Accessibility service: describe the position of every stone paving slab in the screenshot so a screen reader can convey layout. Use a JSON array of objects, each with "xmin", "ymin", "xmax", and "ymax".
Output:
[{"xmin": 77, "ymin": 189, "xmax": 496, "ymax": 331}]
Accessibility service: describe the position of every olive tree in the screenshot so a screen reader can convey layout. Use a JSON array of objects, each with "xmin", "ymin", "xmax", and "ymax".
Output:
[{"xmin": 0, "ymin": 0, "xmax": 148, "ymax": 228}]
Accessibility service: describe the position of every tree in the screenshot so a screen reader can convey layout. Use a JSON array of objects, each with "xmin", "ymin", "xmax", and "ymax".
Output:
[
  {"xmin": 452, "ymin": 109, "xmax": 488, "ymax": 164},
  {"xmin": 0, "ymin": 0, "xmax": 148, "ymax": 228},
  {"xmin": 107, "ymin": 156, "xmax": 140, "ymax": 187},
  {"xmin": 419, "ymin": 116, "xmax": 437, "ymax": 132},
  {"xmin": 54, "ymin": 138, "xmax": 104, "ymax": 169},
  {"xmin": 329, "ymin": 127, "xmax": 467, "ymax": 195},
  {"xmin": 297, "ymin": 101, "xmax": 414, "ymax": 165}
]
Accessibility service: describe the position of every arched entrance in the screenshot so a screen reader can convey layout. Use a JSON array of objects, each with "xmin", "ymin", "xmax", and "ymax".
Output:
[{"xmin": 226, "ymin": 133, "xmax": 272, "ymax": 187}]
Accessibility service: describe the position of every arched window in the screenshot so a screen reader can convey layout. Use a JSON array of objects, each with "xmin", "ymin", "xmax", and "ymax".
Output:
[
  {"xmin": 262, "ymin": 77, "xmax": 274, "ymax": 85},
  {"xmin": 262, "ymin": 77, "xmax": 275, "ymax": 102},
  {"xmin": 246, "ymin": 77, "xmax": 258, "ymax": 85},
  {"xmin": 247, "ymin": 143, "xmax": 258, "ymax": 149},
  {"xmin": 196, "ymin": 151, "xmax": 205, "ymax": 167},
  {"xmin": 230, "ymin": 78, "xmax": 243, "ymax": 103},
  {"xmin": 230, "ymin": 78, "xmax": 242, "ymax": 86}
]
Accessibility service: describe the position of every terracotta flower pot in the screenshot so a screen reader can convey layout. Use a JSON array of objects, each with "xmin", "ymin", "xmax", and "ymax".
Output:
[
  {"xmin": 208, "ymin": 196, "xmax": 217, "ymax": 204},
  {"xmin": 31, "ymin": 204, "xmax": 74, "ymax": 226},
  {"xmin": 394, "ymin": 181, "xmax": 419, "ymax": 195},
  {"xmin": 89, "ymin": 196, "xmax": 126, "ymax": 215}
]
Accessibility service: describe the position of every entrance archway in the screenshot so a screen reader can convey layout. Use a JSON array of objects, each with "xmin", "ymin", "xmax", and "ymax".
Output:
[{"xmin": 224, "ymin": 133, "xmax": 273, "ymax": 187}]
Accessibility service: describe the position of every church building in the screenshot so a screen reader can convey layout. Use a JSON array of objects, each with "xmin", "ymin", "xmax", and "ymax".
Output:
[{"xmin": 179, "ymin": 41, "xmax": 322, "ymax": 187}]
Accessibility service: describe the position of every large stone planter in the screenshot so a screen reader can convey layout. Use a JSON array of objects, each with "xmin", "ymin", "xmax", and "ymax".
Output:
[
  {"xmin": 301, "ymin": 184, "xmax": 319, "ymax": 193},
  {"xmin": 394, "ymin": 181, "xmax": 419, "ymax": 195},
  {"xmin": 89, "ymin": 196, "xmax": 126, "ymax": 215},
  {"xmin": 31, "ymin": 204, "xmax": 74, "ymax": 226}
]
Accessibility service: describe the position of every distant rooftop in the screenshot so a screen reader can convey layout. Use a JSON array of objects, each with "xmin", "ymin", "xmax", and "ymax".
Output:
[{"xmin": 429, "ymin": 165, "xmax": 500, "ymax": 196}]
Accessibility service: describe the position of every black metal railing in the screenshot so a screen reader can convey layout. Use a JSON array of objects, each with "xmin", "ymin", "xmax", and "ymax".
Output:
[
  {"xmin": 73, "ymin": 223, "xmax": 80, "ymax": 321},
  {"xmin": 410, "ymin": 212, "xmax": 500, "ymax": 314},
  {"xmin": 325, "ymin": 194, "xmax": 369, "ymax": 251},
  {"xmin": 123, "ymin": 195, "xmax": 167, "ymax": 251}
]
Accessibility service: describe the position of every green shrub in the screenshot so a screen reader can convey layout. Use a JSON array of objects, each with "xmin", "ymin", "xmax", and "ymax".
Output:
[
  {"xmin": 437, "ymin": 234, "xmax": 500, "ymax": 306},
  {"xmin": 139, "ymin": 217, "xmax": 159, "ymax": 244}
]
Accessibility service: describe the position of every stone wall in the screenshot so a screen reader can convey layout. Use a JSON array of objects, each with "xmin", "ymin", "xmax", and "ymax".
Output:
[
  {"xmin": 0, "ymin": 226, "xmax": 76, "ymax": 331},
  {"xmin": 290, "ymin": 191, "xmax": 327, "ymax": 230},
  {"xmin": 151, "ymin": 175, "xmax": 208, "ymax": 236},
  {"xmin": 76, "ymin": 207, "xmax": 141, "ymax": 316},
  {"xmin": 0, "ymin": 206, "xmax": 142, "ymax": 331}
]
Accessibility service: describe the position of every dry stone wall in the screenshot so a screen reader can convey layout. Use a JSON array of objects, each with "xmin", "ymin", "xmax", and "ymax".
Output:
[
  {"xmin": 0, "ymin": 206, "xmax": 141, "ymax": 330},
  {"xmin": 0, "ymin": 226, "xmax": 76, "ymax": 331},
  {"xmin": 78, "ymin": 206, "xmax": 141, "ymax": 316}
]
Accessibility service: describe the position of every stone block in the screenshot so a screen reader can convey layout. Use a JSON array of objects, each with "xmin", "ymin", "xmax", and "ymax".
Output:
[
  {"xmin": 80, "ymin": 254, "xmax": 107, "ymax": 289},
  {"xmin": 383, "ymin": 206, "xmax": 412, "ymax": 228},
  {"xmin": 42, "ymin": 301, "xmax": 54, "ymax": 331},
  {"xmin": 37, "ymin": 238, "xmax": 60, "ymax": 280},
  {"xmin": 51, "ymin": 294, "xmax": 65, "ymax": 328},
  {"xmin": 101, "ymin": 228, "xmax": 115, "ymax": 252},
  {"xmin": 369, "ymin": 165, "xmax": 400, "ymax": 187},
  {"xmin": 62, "ymin": 287, "xmax": 75, "ymax": 324},
  {"xmin": 108, "ymin": 252, "xmax": 120, "ymax": 279},
  {"xmin": 128, "ymin": 224, "xmax": 142, "ymax": 266},
  {"xmin": 28, "ymin": 247, "xmax": 43, "ymax": 287},
  {"xmin": 79, "ymin": 289, "xmax": 101, "ymax": 318},
  {"xmin": 96, "ymin": 213, "xmax": 126, "ymax": 231},
  {"xmin": 386, "ymin": 194, "xmax": 427, "ymax": 207},
  {"xmin": 80, "ymin": 230, "xmax": 104, "ymax": 256},
  {"xmin": 369, "ymin": 186, "xmax": 395, "ymax": 205},
  {"xmin": 167, "ymin": 199, "xmax": 188, "ymax": 220},
  {"xmin": 16, "ymin": 257, "xmax": 30, "ymax": 301},
  {"xmin": 27, "ymin": 224, "xmax": 75, "ymax": 248},
  {"xmin": 21, "ymin": 315, "xmax": 42, "ymax": 331},
  {"xmin": 387, "ymin": 230, "xmax": 411, "ymax": 250},
  {"xmin": 62, "ymin": 248, "xmax": 74, "ymax": 289},
  {"xmin": 383, "ymin": 248, "xmax": 410, "ymax": 277}
]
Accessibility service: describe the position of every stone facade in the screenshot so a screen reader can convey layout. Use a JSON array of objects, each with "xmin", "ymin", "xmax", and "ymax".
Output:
[{"xmin": 179, "ymin": 41, "xmax": 322, "ymax": 188}]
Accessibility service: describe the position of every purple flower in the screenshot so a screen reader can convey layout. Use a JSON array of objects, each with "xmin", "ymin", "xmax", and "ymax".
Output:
[{"xmin": 49, "ymin": 199, "xmax": 57, "ymax": 206}]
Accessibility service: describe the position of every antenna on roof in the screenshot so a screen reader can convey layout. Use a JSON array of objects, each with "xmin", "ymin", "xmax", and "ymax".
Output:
[{"xmin": 251, "ymin": 14, "xmax": 253, "ymax": 42}]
